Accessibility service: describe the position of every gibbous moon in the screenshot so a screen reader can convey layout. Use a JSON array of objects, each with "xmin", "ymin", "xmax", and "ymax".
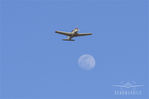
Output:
[{"xmin": 78, "ymin": 54, "xmax": 96, "ymax": 70}]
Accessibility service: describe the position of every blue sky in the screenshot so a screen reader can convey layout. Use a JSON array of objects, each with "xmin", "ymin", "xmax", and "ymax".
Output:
[{"xmin": 0, "ymin": 0, "xmax": 148, "ymax": 99}]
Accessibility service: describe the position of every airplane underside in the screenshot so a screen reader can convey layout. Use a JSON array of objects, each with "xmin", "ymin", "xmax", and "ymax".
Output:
[{"xmin": 55, "ymin": 28, "xmax": 92, "ymax": 41}]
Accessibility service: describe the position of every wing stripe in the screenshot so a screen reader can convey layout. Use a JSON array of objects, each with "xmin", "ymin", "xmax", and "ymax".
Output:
[
  {"xmin": 55, "ymin": 31, "xmax": 71, "ymax": 36},
  {"xmin": 76, "ymin": 33, "xmax": 92, "ymax": 36}
]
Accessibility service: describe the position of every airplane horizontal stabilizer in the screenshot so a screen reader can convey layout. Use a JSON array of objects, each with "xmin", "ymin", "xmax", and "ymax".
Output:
[{"xmin": 62, "ymin": 39, "xmax": 75, "ymax": 41}]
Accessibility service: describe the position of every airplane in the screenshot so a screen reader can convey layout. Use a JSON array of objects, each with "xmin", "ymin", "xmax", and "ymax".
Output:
[{"xmin": 55, "ymin": 28, "xmax": 92, "ymax": 41}]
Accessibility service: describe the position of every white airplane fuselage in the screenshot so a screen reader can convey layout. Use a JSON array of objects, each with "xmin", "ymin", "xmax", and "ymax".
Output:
[
  {"xmin": 71, "ymin": 28, "xmax": 79, "ymax": 36},
  {"xmin": 66, "ymin": 28, "xmax": 79, "ymax": 40}
]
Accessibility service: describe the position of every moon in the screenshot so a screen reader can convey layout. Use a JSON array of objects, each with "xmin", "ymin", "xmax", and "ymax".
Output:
[{"xmin": 78, "ymin": 54, "xmax": 96, "ymax": 70}]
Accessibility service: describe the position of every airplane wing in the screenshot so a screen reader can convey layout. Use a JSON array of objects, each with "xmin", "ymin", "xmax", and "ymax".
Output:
[
  {"xmin": 76, "ymin": 33, "xmax": 92, "ymax": 36},
  {"xmin": 55, "ymin": 31, "xmax": 71, "ymax": 36}
]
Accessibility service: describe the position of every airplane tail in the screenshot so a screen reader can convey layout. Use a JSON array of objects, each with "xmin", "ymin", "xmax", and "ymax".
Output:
[{"xmin": 62, "ymin": 39, "xmax": 75, "ymax": 41}]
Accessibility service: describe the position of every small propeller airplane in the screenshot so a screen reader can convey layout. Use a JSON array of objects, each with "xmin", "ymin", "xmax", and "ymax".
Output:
[{"xmin": 55, "ymin": 28, "xmax": 92, "ymax": 41}]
